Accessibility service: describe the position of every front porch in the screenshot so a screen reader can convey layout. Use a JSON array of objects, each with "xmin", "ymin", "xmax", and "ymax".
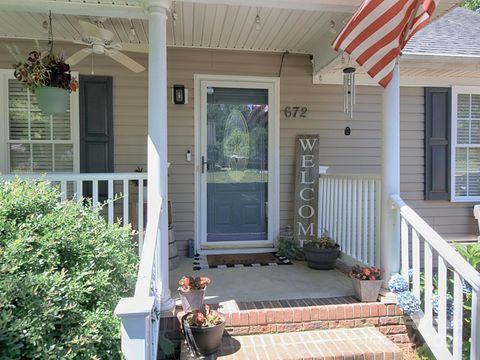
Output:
[{"xmin": 170, "ymin": 258, "xmax": 354, "ymax": 304}]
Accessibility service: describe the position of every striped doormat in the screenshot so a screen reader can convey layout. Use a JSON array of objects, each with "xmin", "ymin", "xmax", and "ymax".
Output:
[{"xmin": 193, "ymin": 252, "xmax": 293, "ymax": 270}]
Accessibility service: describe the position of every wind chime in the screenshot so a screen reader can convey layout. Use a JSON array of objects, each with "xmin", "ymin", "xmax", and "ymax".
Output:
[{"xmin": 343, "ymin": 65, "xmax": 356, "ymax": 119}]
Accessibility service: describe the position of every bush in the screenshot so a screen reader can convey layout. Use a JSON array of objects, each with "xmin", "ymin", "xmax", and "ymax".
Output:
[{"xmin": 0, "ymin": 179, "xmax": 137, "ymax": 359}]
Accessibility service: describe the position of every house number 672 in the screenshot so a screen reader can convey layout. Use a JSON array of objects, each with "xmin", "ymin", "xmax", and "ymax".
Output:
[{"xmin": 283, "ymin": 106, "xmax": 307, "ymax": 118}]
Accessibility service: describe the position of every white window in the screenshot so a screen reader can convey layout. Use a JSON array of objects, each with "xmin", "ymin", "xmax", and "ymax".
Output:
[
  {"xmin": 451, "ymin": 86, "xmax": 480, "ymax": 202},
  {"xmin": 0, "ymin": 70, "xmax": 79, "ymax": 174}
]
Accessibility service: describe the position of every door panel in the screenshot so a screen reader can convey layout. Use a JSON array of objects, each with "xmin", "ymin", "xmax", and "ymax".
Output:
[{"xmin": 204, "ymin": 86, "xmax": 269, "ymax": 243}]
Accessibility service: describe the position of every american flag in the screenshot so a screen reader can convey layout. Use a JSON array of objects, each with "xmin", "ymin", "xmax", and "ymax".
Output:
[{"xmin": 332, "ymin": 0, "xmax": 439, "ymax": 87}]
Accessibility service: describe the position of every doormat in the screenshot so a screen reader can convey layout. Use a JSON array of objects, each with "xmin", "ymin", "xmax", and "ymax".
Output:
[{"xmin": 193, "ymin": 252, "xmax": 292, "ymax": 270}]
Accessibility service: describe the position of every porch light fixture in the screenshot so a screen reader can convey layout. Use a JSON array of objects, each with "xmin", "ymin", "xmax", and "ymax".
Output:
[
  {"xmin": 255, "ymin": 8, "xmax": 262, "ymax": 31},
  {"xmin": 128, "ymin": 20, "xmax": 136, "ymax": 42},
  {"xmin": 343, "ymin": 66, "xmax": 356, "ymax": 119}
]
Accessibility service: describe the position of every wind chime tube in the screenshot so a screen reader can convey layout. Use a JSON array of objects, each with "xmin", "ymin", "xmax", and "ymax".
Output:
[
  {"xmin": 350, "ymin": 73, "xmax": 354, "ymax": 119},
  {"xmin": 343, "ymin": 73, "xmax": 347, "ymax": 114}
]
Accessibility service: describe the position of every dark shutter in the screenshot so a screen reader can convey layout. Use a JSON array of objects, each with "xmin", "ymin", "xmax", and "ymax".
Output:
[
  {"xmin": 79, "ymin": 75, "xmax": 113, "ymax": 199},
  {"xmin": 424, "ymin": 87, "xmax": 451, "ymax": 200}
]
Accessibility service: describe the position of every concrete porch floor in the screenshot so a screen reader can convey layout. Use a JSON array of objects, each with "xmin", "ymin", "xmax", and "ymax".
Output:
[{"xmin": 169, "ymin": 257, "xmax": 355, "ymax": 305}]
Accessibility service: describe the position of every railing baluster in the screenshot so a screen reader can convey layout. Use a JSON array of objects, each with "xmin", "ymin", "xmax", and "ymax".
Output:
[
  {"xmin": 471, "ymin": 290, "xmax": 480, "ymax": 360},
  {"xmin": 338, "ymin": 178, "xmax": 343, "ymax": 249},
  {"xmin": 368, "ymin": 180, "xmax": 375, "ymax": 266},
  {"xmin": 108, "ymin": 179, "xmax": 114, "ymax": 224},
  {"xmin": 412, "ymin": 229, "xmax": 421, "ymax": 300},
  {"xmin": 401, "ymin": 217, "xmax": 409, "ymax": 280},
  {"xmin": 123, "ymin": 180, "xmax": 129, "ymax": 226},
  {"xmin": 351, "ymin": 179, "xmax": 357, "ymax": 258},
  {"xmin": 76, "ymin": 180, "xmax": 83, "ymax": 202},
  {"xmin": 138, "ymin": 179, "xmax": 144, "ymax": 255},
  {"xmin": 453, "ymin": 272, "xmax": 464, "ymax": 359},
  {"xmin": 346, "ymin": 179, "xmax": 352, "ymax": 257},
  {"xmin": 92, "ymin": 180, "xmax": 99, "ymax": 209},
  {"xmin": 438, "ymin": 257, "xmax": 448, "ymax": 347},
  {"xmin": 356, "ymin": 179, "xmax": 363, "ymax": 261},
  {"xmin": 325, "ymin": 178, "xmax": 330, "ymax": 235},
  {"xmin": 342, "ymin": 179, "xmax": 347, "ymax": 255},
  {"xmin": 332, "ymin": 178, "xmax": 338, "ymax": 240},
  {"xmin": 375, "ymin": 179, "xmax": 381, "ymax": 266},
  {"xmin": 60, "ymin": 181, "xmax": 67, "ymax": 202},
  {"xmin": 424, "ymin": 241, "xmax": 433, "ymax": 325},
  {"xmin": 362, "ymin": 180, "xmax": 368, "ymax": 264}
]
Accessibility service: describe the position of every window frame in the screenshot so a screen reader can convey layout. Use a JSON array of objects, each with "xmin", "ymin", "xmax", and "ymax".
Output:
[
  {"xmin": 451, "ymin": 85, "xmax": 480, "ymax": 202},
  {"xmin": 0, "ymin": 69, "xmax": 80, "ymax": 174}
]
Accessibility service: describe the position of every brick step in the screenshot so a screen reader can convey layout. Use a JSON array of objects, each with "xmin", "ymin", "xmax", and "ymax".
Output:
[
  {"xmin": 167, "ymin": 296, "xmax": 409, "ymax": 345},
  {"xmin": 180, "ymin": 327, "xmax": 403, "ymax": 360}
]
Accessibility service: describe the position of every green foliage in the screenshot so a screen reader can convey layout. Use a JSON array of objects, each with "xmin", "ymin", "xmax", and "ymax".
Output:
[
  {"xmin": 455, "ymin": 243, "xmax": 480, "ymax": 271},
  {"xmin": 304, "ymin": 231, "xmax": 337, "ymax": 249},
  {"xmin": 277, "ymin": 236, "xmax": 304, "ymax": 261},
  {"xmin": 462, "ymin": 0, "xmax": 480, "ymax": 11},
  {"xmin": 0, "ymin": 179, "xmax": 137, "ymax": 359}
]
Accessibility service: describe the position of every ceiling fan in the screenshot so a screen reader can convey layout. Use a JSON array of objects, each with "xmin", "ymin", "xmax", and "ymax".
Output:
[{"xmin": 66, "ymin": 20, "xmax": 146, "ymax": 73}]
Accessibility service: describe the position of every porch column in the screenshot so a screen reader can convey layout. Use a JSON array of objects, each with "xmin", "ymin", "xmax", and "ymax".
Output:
[
  {"xmin": 381, "ymin": 61, "xmax": 401, "ymax": 281},
  {"xmin": 146, "ymin": 0, "xmax": 175, "ymax": 313}
]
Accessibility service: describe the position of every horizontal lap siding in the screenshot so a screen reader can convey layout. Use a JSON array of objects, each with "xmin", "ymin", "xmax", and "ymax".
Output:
[{"xmin": 0, "ymin": 43, "xmax": 477, "ymax": 255}]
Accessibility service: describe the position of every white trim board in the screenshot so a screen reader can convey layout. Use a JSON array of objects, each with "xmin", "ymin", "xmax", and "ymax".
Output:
[
  {"xmin": 450, "ymin": 86, "xmax": 480, "ymax": 203},
  {"xmin": 194, "ymin": 74, "xmax": 280, "ymax": 255}
]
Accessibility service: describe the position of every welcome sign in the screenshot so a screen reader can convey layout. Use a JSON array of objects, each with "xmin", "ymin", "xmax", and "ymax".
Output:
[{"xmin": 293, "ymin": 134, "xmax": 320, "ymax": 243}]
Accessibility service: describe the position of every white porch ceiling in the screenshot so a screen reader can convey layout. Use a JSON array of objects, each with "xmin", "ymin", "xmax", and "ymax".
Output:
[{"xmin": 0, "ymin": 0, "xmax": 460, "ymax": 55}]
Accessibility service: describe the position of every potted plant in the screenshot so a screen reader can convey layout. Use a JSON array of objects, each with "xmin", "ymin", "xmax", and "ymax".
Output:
[
  {"xmin": 350, "ymin": 264, "xmax": 383, "ymax": 302},
  {"xmin": 303, "ymin": 232, "xmax": 340, "ymax": 269},
  {"xmin": 182, "ymin": 304, "xmax": 225, "ymax": 357},
  {"xmin": 178, "ymin": 276, "xmax": 210, "ymax": 312},
  {"xmin": 13, "ymin": 50, "xmax": 78, "ymax": 114}
]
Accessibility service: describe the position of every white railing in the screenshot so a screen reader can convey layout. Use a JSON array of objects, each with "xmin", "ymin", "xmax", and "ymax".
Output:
[
  {"xmin": 1, "ymin": 172, "xmax": 148, "ymax": 254},
  {"xmin": 391, "ymin": 194, "xmax": 480, "ymax": 360},
  {"xmin": 115, "ymin": 198, "xmax": 164, "ymax": 360},
  {"xmin": 319, "ymin": 173, "xmax": 381, "ymax": 266}
]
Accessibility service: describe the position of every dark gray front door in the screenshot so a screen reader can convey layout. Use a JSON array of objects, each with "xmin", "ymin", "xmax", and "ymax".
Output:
[{"xmin": 205, "ymin": 87, "xmax": 269, "ymax": 242}]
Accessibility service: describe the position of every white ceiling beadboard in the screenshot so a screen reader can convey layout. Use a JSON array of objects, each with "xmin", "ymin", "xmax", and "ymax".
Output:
[{"xmin": 0, "ymin": 0, "xmax": 462, "ymax": 55}]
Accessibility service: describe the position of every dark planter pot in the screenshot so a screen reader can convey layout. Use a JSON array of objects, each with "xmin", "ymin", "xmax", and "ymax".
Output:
[
  {"xmin": 303, "ymin": 244, "xmax": 340, "ymax": 270},
  {"xmin": 182, "ymin": 314, "xmax": 225, "ymax": 357}
]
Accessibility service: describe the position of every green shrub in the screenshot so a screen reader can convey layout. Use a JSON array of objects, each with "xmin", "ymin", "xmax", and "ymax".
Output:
[{"xmin": 0, "ymin": 179, "xmax": 137, "ymax": 359}]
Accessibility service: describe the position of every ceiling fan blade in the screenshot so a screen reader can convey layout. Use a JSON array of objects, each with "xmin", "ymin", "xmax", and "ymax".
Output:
[
  {"xmin": 66, "ymin": 48, "xmax": 93, "ymax": 65},
  {"xmin": 78, "ymin": 20, "xmax": 114, "ymax": 42},
  {"xmin": 119, "ymin": 42, "xmax": 148, "ymax": 53},
  {"xmin": 104, "ymin": 49, "xmax": 145, "ymax": 73}
]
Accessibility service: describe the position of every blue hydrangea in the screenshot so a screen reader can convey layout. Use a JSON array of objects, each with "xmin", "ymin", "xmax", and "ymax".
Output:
[
  {"xmin": 462, "ymin": 279, "xmax": 472, "ymax": 294},
  {"xmin": 431, "ymin": 294, "xmax": 454, "ymax": 318},
  {"xmin": 388, "ymin": 274, "xmax": 409, "ymax": 293},
  {"xmin": 397, "ymin": 291, "xmax": 421, "ymax": 315},
  {"xmin": 408, "ymin": 268, "xmax": 414, "ymax": 279}
]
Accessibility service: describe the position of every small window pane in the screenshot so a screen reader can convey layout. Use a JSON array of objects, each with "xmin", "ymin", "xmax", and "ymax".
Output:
[
  {"xmin": 32, "ymin": 144, "xmax": 53, "ymax": 172},
  {"xmin": 10, "ymin": 143, "xmax": 31, "ymax": 173},
  {"xmin": 469, "ymin": 149, "xmax": 480, "ymax": 196},
  {"xmin": 472, "ymin": 119, "xmax": 480, "ymax": 144},
  {"xmin": 472, "ymin": 95, "xmax": 480, "ymax": 119},
  {"xmin": 8, "ymin": 80, "xmax": 29, "ymax": 140},
  {"xmin": 455, "ymin": 148, "xmax": 467, "ymax": 197},
  {"xmin": 458, "ymin": 94, "xmax": 470, "ymax": 118},
  {"xmin": 53, "ymin": 112, "xmax": 71, "ymax": 140},
  {"xmin": 457, "ymin": 118, "xmax": 469, "ymax": 144},
  {"xmin": 54, "ymin": 144, "xmax": 74, "ymax": 172}
]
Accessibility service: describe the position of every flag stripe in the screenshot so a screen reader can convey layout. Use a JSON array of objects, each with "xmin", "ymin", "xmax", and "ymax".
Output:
[{"xmin": 332, "ymin": 0, "xmax": 440, "ymax": 88}]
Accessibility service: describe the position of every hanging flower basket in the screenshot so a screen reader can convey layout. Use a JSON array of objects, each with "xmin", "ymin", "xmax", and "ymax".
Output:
[
  {"xmin": 35, "ymin": 86, "xmax": 70, "ymax": 114},
  {"xmin": 10, "ymin": 12, "xmax": 78, "ymax": 115}
]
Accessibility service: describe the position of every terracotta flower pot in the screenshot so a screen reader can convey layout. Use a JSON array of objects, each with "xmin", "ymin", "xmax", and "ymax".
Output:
[
  {"xmin": 182, "ymin": 314, "xmax": 225, "ymax": 357},
  {"xmin": 303, "ymin": 243, "xmax": 340, "ymax": 270},
  {"xmin": 178, "ymin": 289, "xmax": 206, "ymax": 312},
  {"xmin": 351, "ymin": 277, "xmax": 383, "ymax": 302}
]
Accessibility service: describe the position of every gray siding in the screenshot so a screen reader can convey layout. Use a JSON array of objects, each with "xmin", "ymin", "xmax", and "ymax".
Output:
[{"xmin": 0, "ymin": 43, "xmax": 477, "ymax": 254}]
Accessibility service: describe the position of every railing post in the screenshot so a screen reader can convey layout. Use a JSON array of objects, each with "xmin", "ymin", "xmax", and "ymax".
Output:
[
  {"xmin": 381, "ymin": 61, "xmax": 401, "ymax": 281},
  {"xmin": 114, "ymin": 297, "xmax": 155, "ymax": 360},
  {"xmin": 147, "ymin": 0, "xmax": 175, "ymax": 314}
]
